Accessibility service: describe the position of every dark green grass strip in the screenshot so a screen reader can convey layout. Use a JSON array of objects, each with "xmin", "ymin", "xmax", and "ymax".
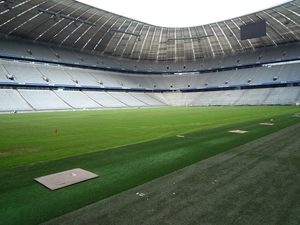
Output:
[{"xmin": 0, "ymin": 113, "xmax": 299, "ymax": 225}]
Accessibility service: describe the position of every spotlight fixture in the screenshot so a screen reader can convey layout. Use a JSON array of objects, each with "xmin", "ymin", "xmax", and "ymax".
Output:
[
  {"xmin": 38, "ymin": 8, "xmax": 96, "ymax": 26},
  {"xmin": 166, "ymin": 34, "xmax": 213, "ymax": 44},
  {"xmin": 111, "ymin": 29, "xmax": 141, "ymax": 41},
  {"xmin": 53, "ymin": 14, "xmax": 58, "ymax": 21},
  {"xmin": 3, "ymin": 0, "xmax": 14, "ymax": 9}
]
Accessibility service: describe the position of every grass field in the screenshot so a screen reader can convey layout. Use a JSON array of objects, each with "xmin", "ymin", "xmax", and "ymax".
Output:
[{"xmin": 0, "ymin": 106, "xmax": 299, "ymax": 225}]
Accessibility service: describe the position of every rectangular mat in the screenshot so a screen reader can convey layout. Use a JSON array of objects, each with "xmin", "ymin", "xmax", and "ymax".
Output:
[
  {"xmin": 228, "ymin": 130, "xmax": 248, "ymax": 134},
  {"xmin": 259, "ymin": 123, "xmax": 274, "ymax": 126},
  {"xmin": 34, "ymin": 168, "xmax": 98, "ymax": 190}
]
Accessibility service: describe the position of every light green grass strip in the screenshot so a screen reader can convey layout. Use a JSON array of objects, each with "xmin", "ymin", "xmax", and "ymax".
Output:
[{"xmin": 0, "ymin": 106, "xmax": 299, "ymax": 170}]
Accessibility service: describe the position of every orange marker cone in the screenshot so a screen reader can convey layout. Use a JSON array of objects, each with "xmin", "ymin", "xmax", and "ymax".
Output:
[{"xmin": 55, "ymin": 128, "xmax": 58, "ymax": 133}]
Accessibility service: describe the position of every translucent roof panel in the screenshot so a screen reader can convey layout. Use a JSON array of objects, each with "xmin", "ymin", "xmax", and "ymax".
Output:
[
  {"xmin": 0, "ymin": 0, "xmax": 299, "ymax": 61},
  {"xmin": 78, "ymin": 0, "xmax": 291, "ymax": 27}
]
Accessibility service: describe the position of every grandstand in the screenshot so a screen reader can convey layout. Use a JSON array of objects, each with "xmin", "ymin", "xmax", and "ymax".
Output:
[{"xmin": 0, "ymin": 0, "xmax": 300, "ymax": 112}]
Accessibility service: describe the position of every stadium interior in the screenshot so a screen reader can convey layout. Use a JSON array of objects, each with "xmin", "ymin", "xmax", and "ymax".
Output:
[
  {"xmin": 0, "ymin": 0, "xmax": 300, "ymax": 112},
  {"xmin": 1, "ymin": 1, "xmax": 300, "ymax": 224}
]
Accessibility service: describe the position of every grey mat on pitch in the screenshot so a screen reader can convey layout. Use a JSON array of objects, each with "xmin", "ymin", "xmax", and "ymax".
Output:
[{"xmin": 34, "ymin": 168, "xmax": 98, "ymax": 190}]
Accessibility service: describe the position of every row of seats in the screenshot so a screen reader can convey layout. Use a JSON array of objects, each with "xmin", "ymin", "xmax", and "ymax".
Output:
[
  {"xmin": 158, "ymin": 86, "xmax": 300, "ymax": 106},
  {"xmin": 0, "ymin": 37, "xmax": 299, "ymax": 72},
  {"xmin": 1, "ymin": 86, "xmax": 299, "ymax": 112},
  {"xmin": 0, "ymin": 89, "xmax": 167, "ymax": 112},
  {"xmin": 1, "ymin": 60, "xmax": 299, "ymax": 89}
]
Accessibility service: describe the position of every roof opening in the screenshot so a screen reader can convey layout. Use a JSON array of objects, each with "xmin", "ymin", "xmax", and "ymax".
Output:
[{"xmin": 77, "ymin": 0, "xmax": 291, "ymax": 27}]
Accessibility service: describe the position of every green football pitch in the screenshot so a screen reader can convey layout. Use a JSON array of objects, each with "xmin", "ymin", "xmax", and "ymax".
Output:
[{"xmin": 0, "ymin": 106, "xmax": 299, "ymax": 225}]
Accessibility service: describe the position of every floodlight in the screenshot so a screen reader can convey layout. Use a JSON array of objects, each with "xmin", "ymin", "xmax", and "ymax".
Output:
[
  {"xmin": 3, "ymin": 0, "xmax": 14, "ymax": 9},
  {"xmin": 111, "ymin": 29, "xmax": 141, "ymax": 41}
]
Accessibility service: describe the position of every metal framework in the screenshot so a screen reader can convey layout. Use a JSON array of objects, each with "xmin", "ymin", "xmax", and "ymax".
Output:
[{"xmin": 0, "ymin": 0, "xmax": 299, "ymax": 61}]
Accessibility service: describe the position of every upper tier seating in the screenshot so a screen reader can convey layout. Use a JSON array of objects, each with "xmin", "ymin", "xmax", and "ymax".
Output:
[{"xmin": 1, "ymin": 38, "xmax": 299, "ymax": 72}]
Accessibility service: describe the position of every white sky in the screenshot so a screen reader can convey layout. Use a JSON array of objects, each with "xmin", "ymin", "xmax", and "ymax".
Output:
[{"xmin": 77, "ymin": 0, "xmax": 291, "ymax": 27}]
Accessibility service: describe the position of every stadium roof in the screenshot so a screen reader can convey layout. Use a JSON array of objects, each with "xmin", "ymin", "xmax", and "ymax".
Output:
[
  {"xmin": 0, "ymin": 0, "xmax": 300, "ymax": 61},
  {"xmin": 80, "ymin": 0, "xmax": 290, "ymax": 27}
]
